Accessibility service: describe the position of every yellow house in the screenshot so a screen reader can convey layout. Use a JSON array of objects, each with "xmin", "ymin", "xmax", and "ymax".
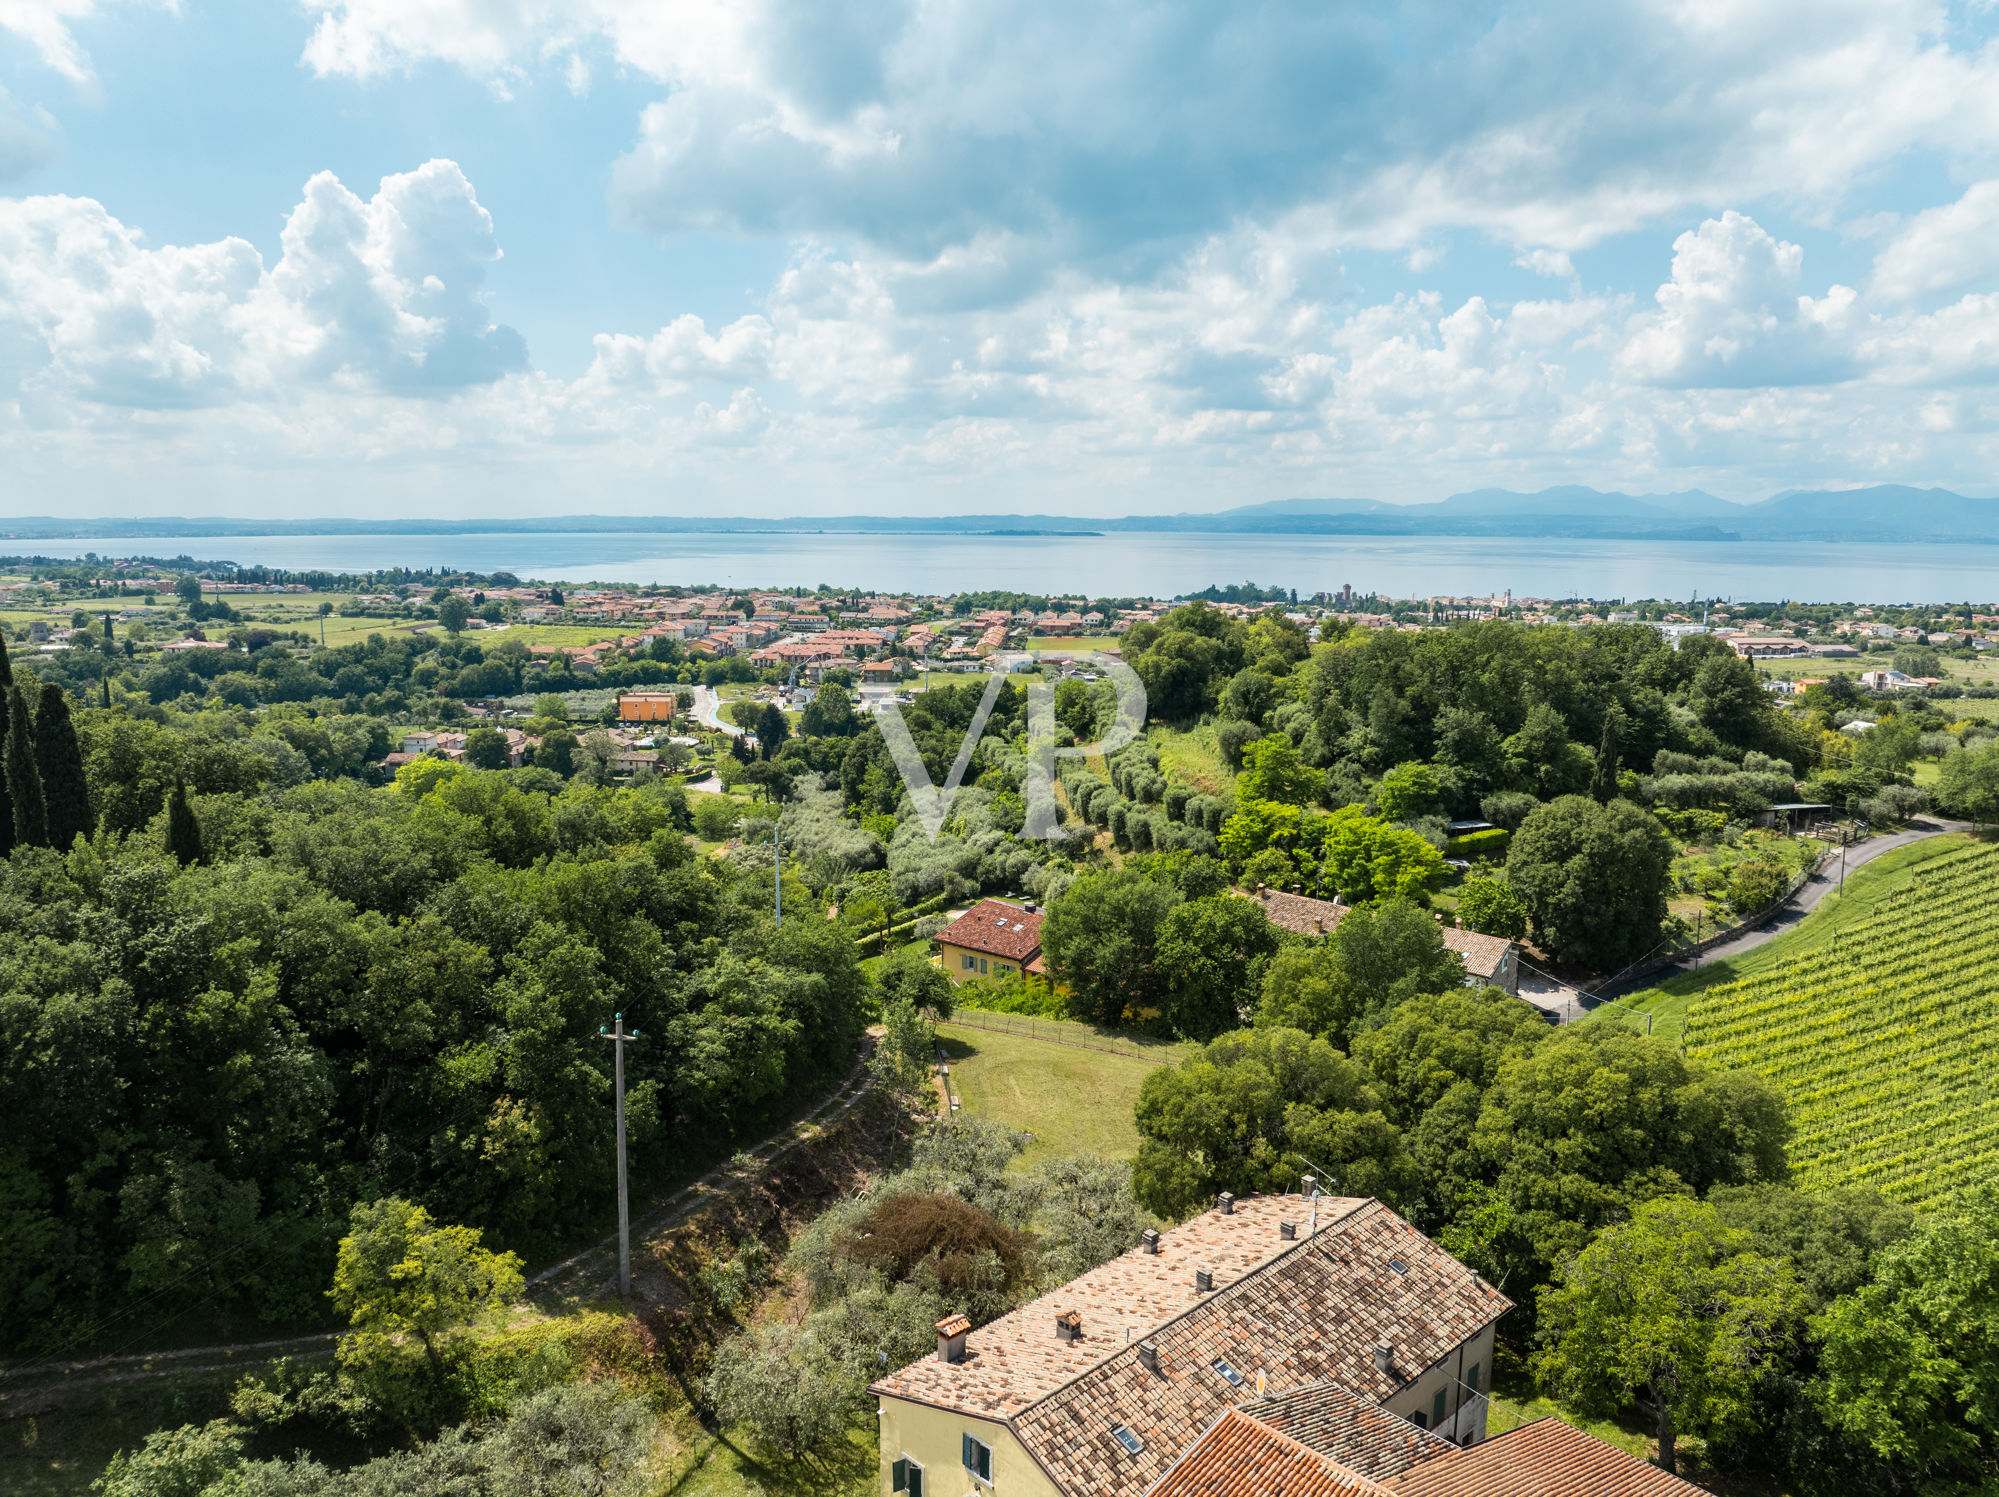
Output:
[
  {"xmin": 870, "ymin": 1194, "xmax": 1510, "ymax": 1497},
  {"xmin": 935, "ymin": 899, "xmax": 1045, "ymax": 986}
]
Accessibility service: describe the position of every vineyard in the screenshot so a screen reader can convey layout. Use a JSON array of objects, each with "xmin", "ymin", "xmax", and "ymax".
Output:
[{"xmin": 1684, "ymin": 838, "xmax": 1999, "ymax": 1206}]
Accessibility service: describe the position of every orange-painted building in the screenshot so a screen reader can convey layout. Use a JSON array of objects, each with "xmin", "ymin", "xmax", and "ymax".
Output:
[{"xmin": 618, "ymin": 693, "xmax": 678, "ymax": 722}]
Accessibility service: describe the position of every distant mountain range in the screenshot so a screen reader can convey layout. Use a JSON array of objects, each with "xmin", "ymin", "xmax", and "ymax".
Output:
[{"xmin": 4, "ymin": 485, "xmax": 1994, "ymax": 544}]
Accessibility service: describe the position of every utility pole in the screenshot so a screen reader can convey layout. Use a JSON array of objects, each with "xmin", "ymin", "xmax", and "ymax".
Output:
[
  {"xmin": 744, "ymin": 820, "xmax": 785, "ymax": 925},
  {"xmin": 598, "ymin": 1013, "xmax": 640, "ymax": 1296}
]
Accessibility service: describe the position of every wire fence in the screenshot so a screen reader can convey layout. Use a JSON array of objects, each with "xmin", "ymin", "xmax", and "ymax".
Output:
[{"xmin": 939, "ymin": 1009, "xmax": 1184, "ymax": 1064}]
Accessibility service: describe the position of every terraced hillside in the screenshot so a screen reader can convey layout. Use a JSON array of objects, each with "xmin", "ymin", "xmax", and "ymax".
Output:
[{"xmin": 1684, "ymin": 838, "xmax": 1999, "ymax": 1205}]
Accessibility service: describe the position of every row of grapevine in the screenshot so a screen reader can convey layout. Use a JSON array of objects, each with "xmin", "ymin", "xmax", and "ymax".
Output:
[{"xmin": 1684, "ymin": 839, "xmax": 1999, "ymax": 1205}]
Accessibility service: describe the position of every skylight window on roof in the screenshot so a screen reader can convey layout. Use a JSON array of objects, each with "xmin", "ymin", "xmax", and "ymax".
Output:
[
  {"xmin": 1388, "ymin": 1256, "xmax": 1410, "ymax": 1275},
  {"xmin": 1210, "ymin": 1357, "xmax": 1244, "ymax": 1386},
  {"xmin": 1111, "ymin": 1425, "xmax": 1144, "ymax": 1455}
]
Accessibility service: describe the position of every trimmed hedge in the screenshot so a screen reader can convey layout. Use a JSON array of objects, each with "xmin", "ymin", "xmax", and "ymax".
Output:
[{"xmin": 1446, "ymin": 828, "xmax": 1510, "ymax": 860}]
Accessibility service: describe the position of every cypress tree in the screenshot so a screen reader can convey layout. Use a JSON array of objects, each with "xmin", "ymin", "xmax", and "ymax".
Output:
[
  {"xmin": 166, "ymin": 780, "xmax": 203, "ymax": 867},
  {"xmin": 102, "ymin": 677, "xmax": 112, "ymax": 710},
  {"xmin": 0, "ymin": 638, "xmax": 13, "ymax": 856},
  {"xmin": 34, "ymin": 683, "xmax": 93, "ymax": 851},
  {"xmin": 5, "ymin": 683, "xmax": 46, "ymax": 847},
  {"xmin": 1590, "ymin": 710, "xmax": 1621, "ymax": 805}
]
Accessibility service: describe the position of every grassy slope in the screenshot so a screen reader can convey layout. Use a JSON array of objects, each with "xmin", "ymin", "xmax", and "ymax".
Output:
[
  {"xmin": 1592, "ymin": 832, "xmax": 1979, "ymax": 1045},
  {"xmin": 936, "ymin": 1020, "xmax": 1191, "ymax": 1164},
  {"xmin": 1151, "ymin": 722, "xmax": 1232, "ymax": 796}
]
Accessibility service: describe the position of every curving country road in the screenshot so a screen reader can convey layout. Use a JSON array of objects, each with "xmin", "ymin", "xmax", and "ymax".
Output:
[{"xmin": 1583, "ymin": 816, "xmax": 1973, "ymax": 1010}]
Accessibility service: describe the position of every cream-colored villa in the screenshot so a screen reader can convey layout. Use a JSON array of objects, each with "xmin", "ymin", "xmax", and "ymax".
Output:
[{"xmin": 870, "ymin": 1193, "xmax": 1697, "ymax": 1497}]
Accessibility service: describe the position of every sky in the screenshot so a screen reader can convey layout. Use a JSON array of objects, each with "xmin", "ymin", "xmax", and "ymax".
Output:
[{"xmin": 2, "ymin": 1, "xmax": 1999, "ymax": 519}]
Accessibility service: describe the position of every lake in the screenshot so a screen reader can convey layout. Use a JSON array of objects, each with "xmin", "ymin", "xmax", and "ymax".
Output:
[{"xmin": 16, "ymin": 531, "xmax": 1999, "ymax": 603}]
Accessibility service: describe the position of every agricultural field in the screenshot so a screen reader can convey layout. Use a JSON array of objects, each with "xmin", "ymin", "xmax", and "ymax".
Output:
[
  {"xmin": 935, "ymin": 1018, "xmax": 1190, "ymax": 1164},
  {"xmin": 1682, "ymin": 835, "xmax": 1999, "ymax": 1205}
]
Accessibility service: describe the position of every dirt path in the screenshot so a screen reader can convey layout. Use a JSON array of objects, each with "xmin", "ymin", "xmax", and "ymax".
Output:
[{"xmin": 0, "ymin": 1051, "xmax": 877, "ymax": 1407}]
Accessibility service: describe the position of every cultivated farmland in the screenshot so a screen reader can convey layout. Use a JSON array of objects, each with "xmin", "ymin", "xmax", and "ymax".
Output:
[{"xmin": 1684, "ymin": 837, "xmax": 1999, "ymax": 1205}]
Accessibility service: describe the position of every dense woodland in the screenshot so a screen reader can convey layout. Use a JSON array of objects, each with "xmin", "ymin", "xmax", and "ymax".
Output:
[{"xmin": 5, "ymin": 596, "xmax": 1999, "ymax": 1497}]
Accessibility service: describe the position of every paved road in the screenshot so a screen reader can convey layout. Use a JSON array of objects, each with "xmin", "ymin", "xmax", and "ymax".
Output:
[
  {"xmin": 691, "ymin": 685, "xmax": 743, "ymax": 736},
  {"xmin": 1590, "ymin": 817, "xmax": 1969, "ymax": 1006},
  {"xmin": 1518, "ymin": 962, "xmax": 1590, "ymax": 1025}
]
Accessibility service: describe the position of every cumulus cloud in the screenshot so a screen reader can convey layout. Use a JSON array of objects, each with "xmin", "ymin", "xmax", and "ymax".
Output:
[
  {"xmin": 1617, "ymin": 212, "xmax": 1858, "ymax": 388},
  {"xmin": 1872, "ymin": 180, "xmax": 1999, "ymax": 302},
  {"xmin": 1514, "ymin": 249, "xmax": 1575, "ymax": 279},
  {"xmin": 0, "ymin": 159, "xmax": 525, "ymax": 406},
  {"xmin": 296, "ymin": 0, "xmax": 1999, "ymax": 273},
  {"xmin": 6, "ymin": 159, "xmax": 1999, "ymax": 507}
]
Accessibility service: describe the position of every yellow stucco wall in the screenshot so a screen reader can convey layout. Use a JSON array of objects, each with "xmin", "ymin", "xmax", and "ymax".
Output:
[
  {"xmin": 1380, "ymin": 1321, "xmax": 1497, "ymax": 1444},
  {"xmin": 936, "ymin": 940, "xmax": 1020, "ymax": 986},
  {"xmin": 878, "ymin": 1395, "xmax": 1064, "ymax": 1497}
]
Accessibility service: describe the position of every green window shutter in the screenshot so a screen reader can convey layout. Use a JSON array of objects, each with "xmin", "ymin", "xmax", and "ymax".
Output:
[
  {"xmin": 909, "ymin": 1464, "xmax": 924, "ymax": 1497},
  {"xmin": 1433, "ymin": 1388, "xmax": 1448, "ymax": 1427},
  {"xmin": 1467, "ymin": 1361, "xmax": 1481, "ymax": 1395},
  {"xmin": 892, "ymin": 1457, "xmax": 908, "ymax": 1492},
  {"xmin": 963, "ymin": 1434, "xmax": 973, "ymax": 1469}
]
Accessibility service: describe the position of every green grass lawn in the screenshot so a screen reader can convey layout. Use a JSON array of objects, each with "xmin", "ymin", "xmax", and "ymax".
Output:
[
  {"xmin": 936, "ymin": 1019, "xmax": 1190, "ymax": 1164},
  {"xmin": 1152, "ymin": 722, "xmax": 1232, "ymax": 796},
  {"xmin": 1028, "ymin": 635, "xmax": 1122, "ymax": 652},
  {"xmin": 1596, "ymin": 831, "xmax": 1981, "ymax": 1044}
]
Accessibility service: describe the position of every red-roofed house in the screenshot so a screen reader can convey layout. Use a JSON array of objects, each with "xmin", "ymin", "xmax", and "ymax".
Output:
[{"xmin": 937, "ymin": 898, "xmax": 1045, "ymax": 983}]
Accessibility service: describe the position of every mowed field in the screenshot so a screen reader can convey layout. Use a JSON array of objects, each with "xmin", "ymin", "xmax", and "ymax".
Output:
[
  {"xmin": 1682, "ymin": 835, "xmax": 1999, "ymax": 1206},
  {"xmin": 935, "ymin": 1018, "xmax": 1191, "ymax": 1163}
]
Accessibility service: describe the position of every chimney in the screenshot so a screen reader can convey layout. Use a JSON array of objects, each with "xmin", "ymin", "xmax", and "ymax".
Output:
[
  {"xmin": 1217, "ymin": 1191, "xmax": 1235, "ymax": 1215},
  {"xmin": 936, "ymin": 1314, "xmax": 971, "ymax": 1364},
  {"xmin": 1195, "ymin": 1268, "xmax": 1214, "ymax": 1292},
  {"xmin": 1373, "ymin": 1342, "xmax": 1395, "ymax": 1377},
  {"xmin": 1280, "ymin": 1221, "xmax": 1297, "ymax": 1240},
  {"xmin": 1055, "ymin": 1310, "xmax": 1082, "ymax": 1343},
  {"xmin": 1137, "ymin": 1341, "xmax": 1160, "ymax": 1373},
  {"xmin": 1141, "ymin": 1229, "xmax": 1160, "ymax": 1255},
  {"xmin": 1313, "ymin": 918, "xmax": 1325, "ymax": 933},
  {"xmin": 1255, "ymin": 883, "xmax": 1267, "ymax": 896}
]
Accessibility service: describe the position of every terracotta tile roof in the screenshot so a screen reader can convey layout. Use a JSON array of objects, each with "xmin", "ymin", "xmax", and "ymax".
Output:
[
  {"xmin": 873, "ymin": 1196, "xmax": 1511, "ymax": 1497},
  {"xmin": 1145, "ymin": 1409, "xmax": 1388, "ymax": 1497},
  {"xmin": 939, "ymin": 899, "xmax": 1045, "ymax": 962},
  {"xmin": 1011, "ymin": 1201, "xmax": 1510, "ymax": 1497},
  {"xmin": 1383, "ymin": 1418, "xmax": 1705, "ymax": 1497},
  {"xmin": 1243, "ymin": 887, "xmax": 1348, "ymax": 937},
  {"xmin": 1239, "ymin": 890, "xmax": 1514, "ymax": 981},
  {"xmin": 1439, "ymin": 927, "xmax": 1513, "ymax": 981},
  {"xmin": 873, "ymin": 1194, "xmax": 1327, "ymax": 1420},
  {"xmin": 1251, "ymin": 1381, "xmax": 1455, "ymax": 1480}
]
